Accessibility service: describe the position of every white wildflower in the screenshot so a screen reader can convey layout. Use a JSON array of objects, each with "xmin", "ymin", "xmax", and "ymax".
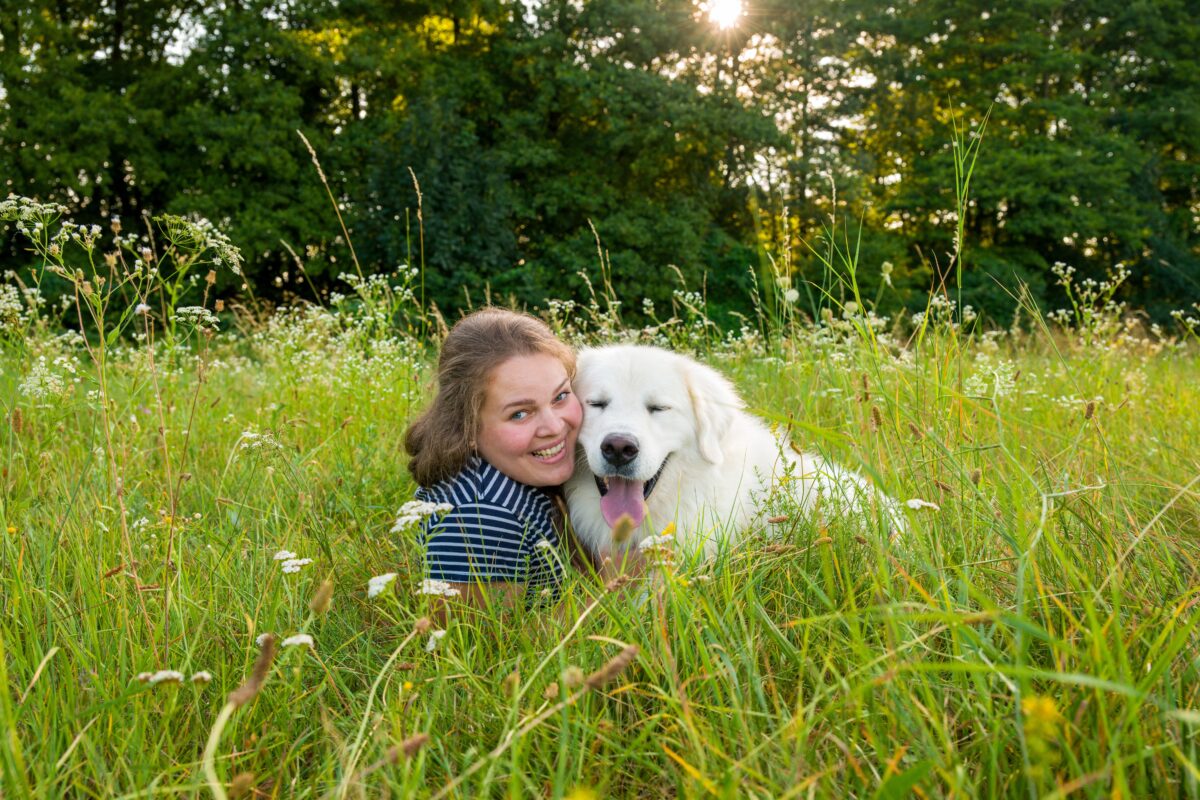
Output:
[
  {"xmin": 532, "ymin": 538, "xmax": 554, "ymax": 551},
  {"xmin": 238, "ymin": 430, "xmax": 283, "ymax": 452},
  {"xmin": 391, "ymin": 500, "xmax": 453, "ymax": 532},
  {"xmin": 134, "ymin": 303, "xmax": 151, "ymax": 315},
  {"xmin": 281, "ymin": 558, "xmax": 312, "ymax": 574},
  {"xmin": 147, "ymin": 670, "xmax": 185, "ymax": 685},
  {"xmin": 783, "ymin": 288, "xmax": 800, "ymax": 304},
  {"xmin": 905, "ymin": 498, "xmax": 941, "ymax": 511},
  {"xmin": 280, "ymin": 633, "xmax": 314, "ymax": 649},
  {"xmin": 418, "ymin": 578, "xmax": 461, "ymax": 597},
  {"xmin": 638, "ymin": 534, "xmax": 675, "ymax": 551},
  {"xmin": 18, "ymin": 356, "xmax": 67, "ymax": 402},
  {"xmin": 190, "ymin": 671, "xmax": 213, "ymax": 684},
  {"xmin": 173, "ymin": 305, "xmax": 220, "ymax": 331},
  {"xmin": 425, "ymin": 629, "xmax": 447, "ymax": 653},
  {"xmin": 273, "ymin": 550, "xmax": 297, "ymax": 561},
  {"xmin": 367, "ymin": 572, "xmax": 397, "ymax": 598},
  {"xmin": 255, "ymin": 633, "xmax": 272, "ymax": 647}
]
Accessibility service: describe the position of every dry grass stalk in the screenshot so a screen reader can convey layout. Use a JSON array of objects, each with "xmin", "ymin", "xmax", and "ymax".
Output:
[
  {"xmin": 610, "ymin": 514, "xmax": 636, "ymax": 544},
  {"xmin": 229, "ymin": 772, "xmax": 255, "ymax": 798},
  {"xmin": 228, "ymin": 635, "xmax": 275, "ymax": 708},
  {"xmin": 585, "ymin": 644, "xmax": 640, "ymax": 690},
  {"xmin": 309, "ymin": 579, "xmax": 334, "ymax": 615}
]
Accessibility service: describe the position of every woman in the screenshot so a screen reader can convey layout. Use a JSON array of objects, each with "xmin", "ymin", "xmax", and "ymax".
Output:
[{"xmin": 405, "ymin": 307, "xmax": 583, "ymax": 611}]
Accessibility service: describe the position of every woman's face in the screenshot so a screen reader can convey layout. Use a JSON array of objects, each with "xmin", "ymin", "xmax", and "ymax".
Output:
[{"xmin": 476, "ymin": 353, "xmax": 583, "ymax": 487}]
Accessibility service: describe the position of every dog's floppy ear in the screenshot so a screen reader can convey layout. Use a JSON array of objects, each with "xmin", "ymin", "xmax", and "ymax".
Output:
[{"xmin": 684, "ymin": 359, "xmax": 744, "ymax": 465}]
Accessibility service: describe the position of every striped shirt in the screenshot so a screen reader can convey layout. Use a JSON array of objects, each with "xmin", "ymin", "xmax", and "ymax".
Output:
[{"xmin": 414, "ymin": 457, "xmax": 563, "ymax": 598}]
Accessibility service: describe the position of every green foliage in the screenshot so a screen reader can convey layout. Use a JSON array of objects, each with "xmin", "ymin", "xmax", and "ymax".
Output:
[
  {"xmin": 1, "ymin": 0, "xmax": 1197, "ymax": 323},
  {"xmin": 1, "ymin": 202, "xmax": 1199, "ymax": 795}
]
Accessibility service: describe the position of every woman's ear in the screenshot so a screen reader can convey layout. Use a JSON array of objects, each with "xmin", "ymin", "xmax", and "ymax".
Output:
[{"xmin": 684, "ymin": 360, "xmax": 744, "ymax": 465}]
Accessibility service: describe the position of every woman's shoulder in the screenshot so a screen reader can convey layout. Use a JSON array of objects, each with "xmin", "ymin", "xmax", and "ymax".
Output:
[{"xmin": 416, "ymin": 457, "xmax": 519, "ymax": 508}]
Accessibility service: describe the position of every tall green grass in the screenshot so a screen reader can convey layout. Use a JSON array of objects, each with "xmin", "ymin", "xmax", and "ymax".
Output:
[{"xmin": 1, "ymin": 188, "xmax": 1199, "ymax": 799}]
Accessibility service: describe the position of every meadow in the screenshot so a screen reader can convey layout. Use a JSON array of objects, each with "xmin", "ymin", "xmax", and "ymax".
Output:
[{"xmin": 1, "ymin": 194, "xmax": 1199, "ymax": 798}]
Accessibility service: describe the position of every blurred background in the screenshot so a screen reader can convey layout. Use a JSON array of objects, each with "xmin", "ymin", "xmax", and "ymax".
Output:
[{"xmin": 2, "ymin": 0, "xmax": 1196, "ymax": 325}]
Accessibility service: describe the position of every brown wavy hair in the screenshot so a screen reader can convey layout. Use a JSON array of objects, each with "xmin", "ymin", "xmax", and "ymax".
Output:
[{"xmin": 405, "ymin": 307, "xmax": 576, "ymax": 487}]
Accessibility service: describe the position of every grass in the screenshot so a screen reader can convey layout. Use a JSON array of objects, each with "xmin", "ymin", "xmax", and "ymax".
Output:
[{"xmin": 1, "ymin": 195, "xmax": 1199, "ymax": 798}]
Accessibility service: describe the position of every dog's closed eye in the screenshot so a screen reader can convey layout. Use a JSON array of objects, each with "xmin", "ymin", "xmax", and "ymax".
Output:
[
  {"xmin": 647, "ymin": 404, "xmax": 670, "ymax": 413},
  {"xmin": 586, "ymin": 399, "xmax": 609, "ymax": 410}
]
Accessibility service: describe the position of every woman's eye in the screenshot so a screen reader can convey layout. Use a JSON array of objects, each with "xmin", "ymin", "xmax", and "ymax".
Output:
[
  {"xmin": 510, "ymin": 410, "xmax": 528, "ymax": 421},
  {"xmin": 587, "ymin": 400, "xmax": 608, "ymax": 409},
  {"xmin": 554, "ymin": 390, "xmax": 571, "ymax": 403}
]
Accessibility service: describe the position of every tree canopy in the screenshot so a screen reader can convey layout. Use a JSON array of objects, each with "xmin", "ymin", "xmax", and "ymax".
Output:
[{"xmin": 2, "ymin": 0, "xmax": 1196, "ymax": 323}]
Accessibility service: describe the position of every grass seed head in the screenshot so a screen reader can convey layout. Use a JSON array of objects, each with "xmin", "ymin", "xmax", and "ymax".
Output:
[
  {"xmin": 228, "ymin": 634, "xmax": 275, "ymax": 708},
  {"xmin": 309, "ymin": 579, "xmax": 333, "ymax": 615},
  {"xmin": 610, "ymin": 514, "xmax": 636, "ymax": 544},
  {"xmin": 585, "ymin": 645, "xmax": 639, "ymax": 690},
  {"xmin": 229, "ymin": 772, "xmax": 256, "ymax": 798},
  {"xmin": 563, "ymin": 665, "xmax": 585, "ymax": 689},
  {"xmin": 387, "ymin": 733, "xmax": 430, "ymax": 762}
]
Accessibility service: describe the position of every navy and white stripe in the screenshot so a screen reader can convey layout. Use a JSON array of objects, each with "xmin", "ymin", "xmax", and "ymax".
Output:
[{"xmin": 414, "ymin": 457, "xmax": 563, "ymax": 597}]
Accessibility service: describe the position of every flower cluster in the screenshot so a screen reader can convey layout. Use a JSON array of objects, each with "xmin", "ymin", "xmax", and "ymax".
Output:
[
  {"xmin": 367, "ymin": 572, "xmax": 397, "ymax": 598},
  {"xmin": 18, "ymin": 356, "xmax": 70, "ymax": 403},
  {"xmin": 238, "ymin": 430, "xmax": 284, "ymax": 452},
  {"xmin": 156, "ymin": 213, "xmax": 244, "ymax": 275},
  {"xmin": 135, "ymin": 669, "xmax": 212, "ymax": 686},
  {"xmin": 418, "ymin": 578, "xmax": 461, "ymax": 597},
  {"xmin": 174, "ymin": 306, "xmax": 220, "ymax": 332},
  {"xmin": 274, "ymin": 550, "xmax": 313, "ymax": 574},
  {"xmin": 391, "ymin": 500, "xmax": 453, "ymax": 532}
]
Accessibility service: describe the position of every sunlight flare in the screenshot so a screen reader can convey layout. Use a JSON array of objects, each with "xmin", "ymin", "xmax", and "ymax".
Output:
[{"xmin": 704, "ymin": 0, "xmax": 743, "ymax": 29}]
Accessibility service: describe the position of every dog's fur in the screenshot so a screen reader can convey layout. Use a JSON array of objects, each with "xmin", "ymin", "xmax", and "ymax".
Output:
[{"xmin": 564, "ymin": 345, "xmax": 903, "ymax": 558}]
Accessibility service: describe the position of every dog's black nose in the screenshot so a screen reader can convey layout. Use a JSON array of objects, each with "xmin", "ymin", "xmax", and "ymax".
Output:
[{"xmin": 600, "ymin": 434, "xmax": 639, "ymax": 467}]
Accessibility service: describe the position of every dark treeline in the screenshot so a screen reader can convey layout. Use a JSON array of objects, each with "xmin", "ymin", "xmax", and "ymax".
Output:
[{"xmin": 2, "ymin": 0, "xmax": 1197, "ymax": 323}]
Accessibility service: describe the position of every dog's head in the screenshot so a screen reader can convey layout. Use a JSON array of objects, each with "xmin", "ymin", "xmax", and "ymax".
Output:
[{"xmin": 572, "ymin": 345, "xmax": 744, "ymax": 528}]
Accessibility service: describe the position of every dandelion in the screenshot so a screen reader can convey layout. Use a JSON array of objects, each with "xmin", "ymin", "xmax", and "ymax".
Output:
[
  {"xmin": 905, "ymin": 498, "xmax": 940, "ymax": 511},
  {"xmin": 783, "ymin": 288, "xmax": 800, "ymax": 304},
  {"xmin": 191, "ymin": 671, "xmax": 213, "ymax": 684},
  {"xmin": 281, "ymin": 558, "xmax": 313, "ymax": 574},
  {"xmin": 424, "ymin": 629, "xmax": 447, "ymax": 653},
  {"xmin": 367, "ymin": 572, "xmax": 398, "ymax": 598},
  {"xmin": 418, "ymin": 578, "xmax": 460, "ymax": 597},
  {"xmin": 280, "ymin": 633, "xmax": 314, "ymax": 649},
  {"xmin": 134, "ymin": 303, "xmax": 151, "ymax": 315}
]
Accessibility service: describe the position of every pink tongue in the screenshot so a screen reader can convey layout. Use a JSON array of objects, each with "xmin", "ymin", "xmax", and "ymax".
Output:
[{"xmin": 600, "ymin": 477, "xmax": 647, "ymax": 529}]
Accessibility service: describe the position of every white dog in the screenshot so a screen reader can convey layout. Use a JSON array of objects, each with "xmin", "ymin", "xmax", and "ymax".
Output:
[{"xmin": 564, "ymin": 345, "xmax": 903, "ymax": 559}]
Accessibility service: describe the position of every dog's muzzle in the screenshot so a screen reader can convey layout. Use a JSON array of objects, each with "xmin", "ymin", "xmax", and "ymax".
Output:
[{"xmin": 593, "ymin": 455, "xmax": 670, "ymax": 529}]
